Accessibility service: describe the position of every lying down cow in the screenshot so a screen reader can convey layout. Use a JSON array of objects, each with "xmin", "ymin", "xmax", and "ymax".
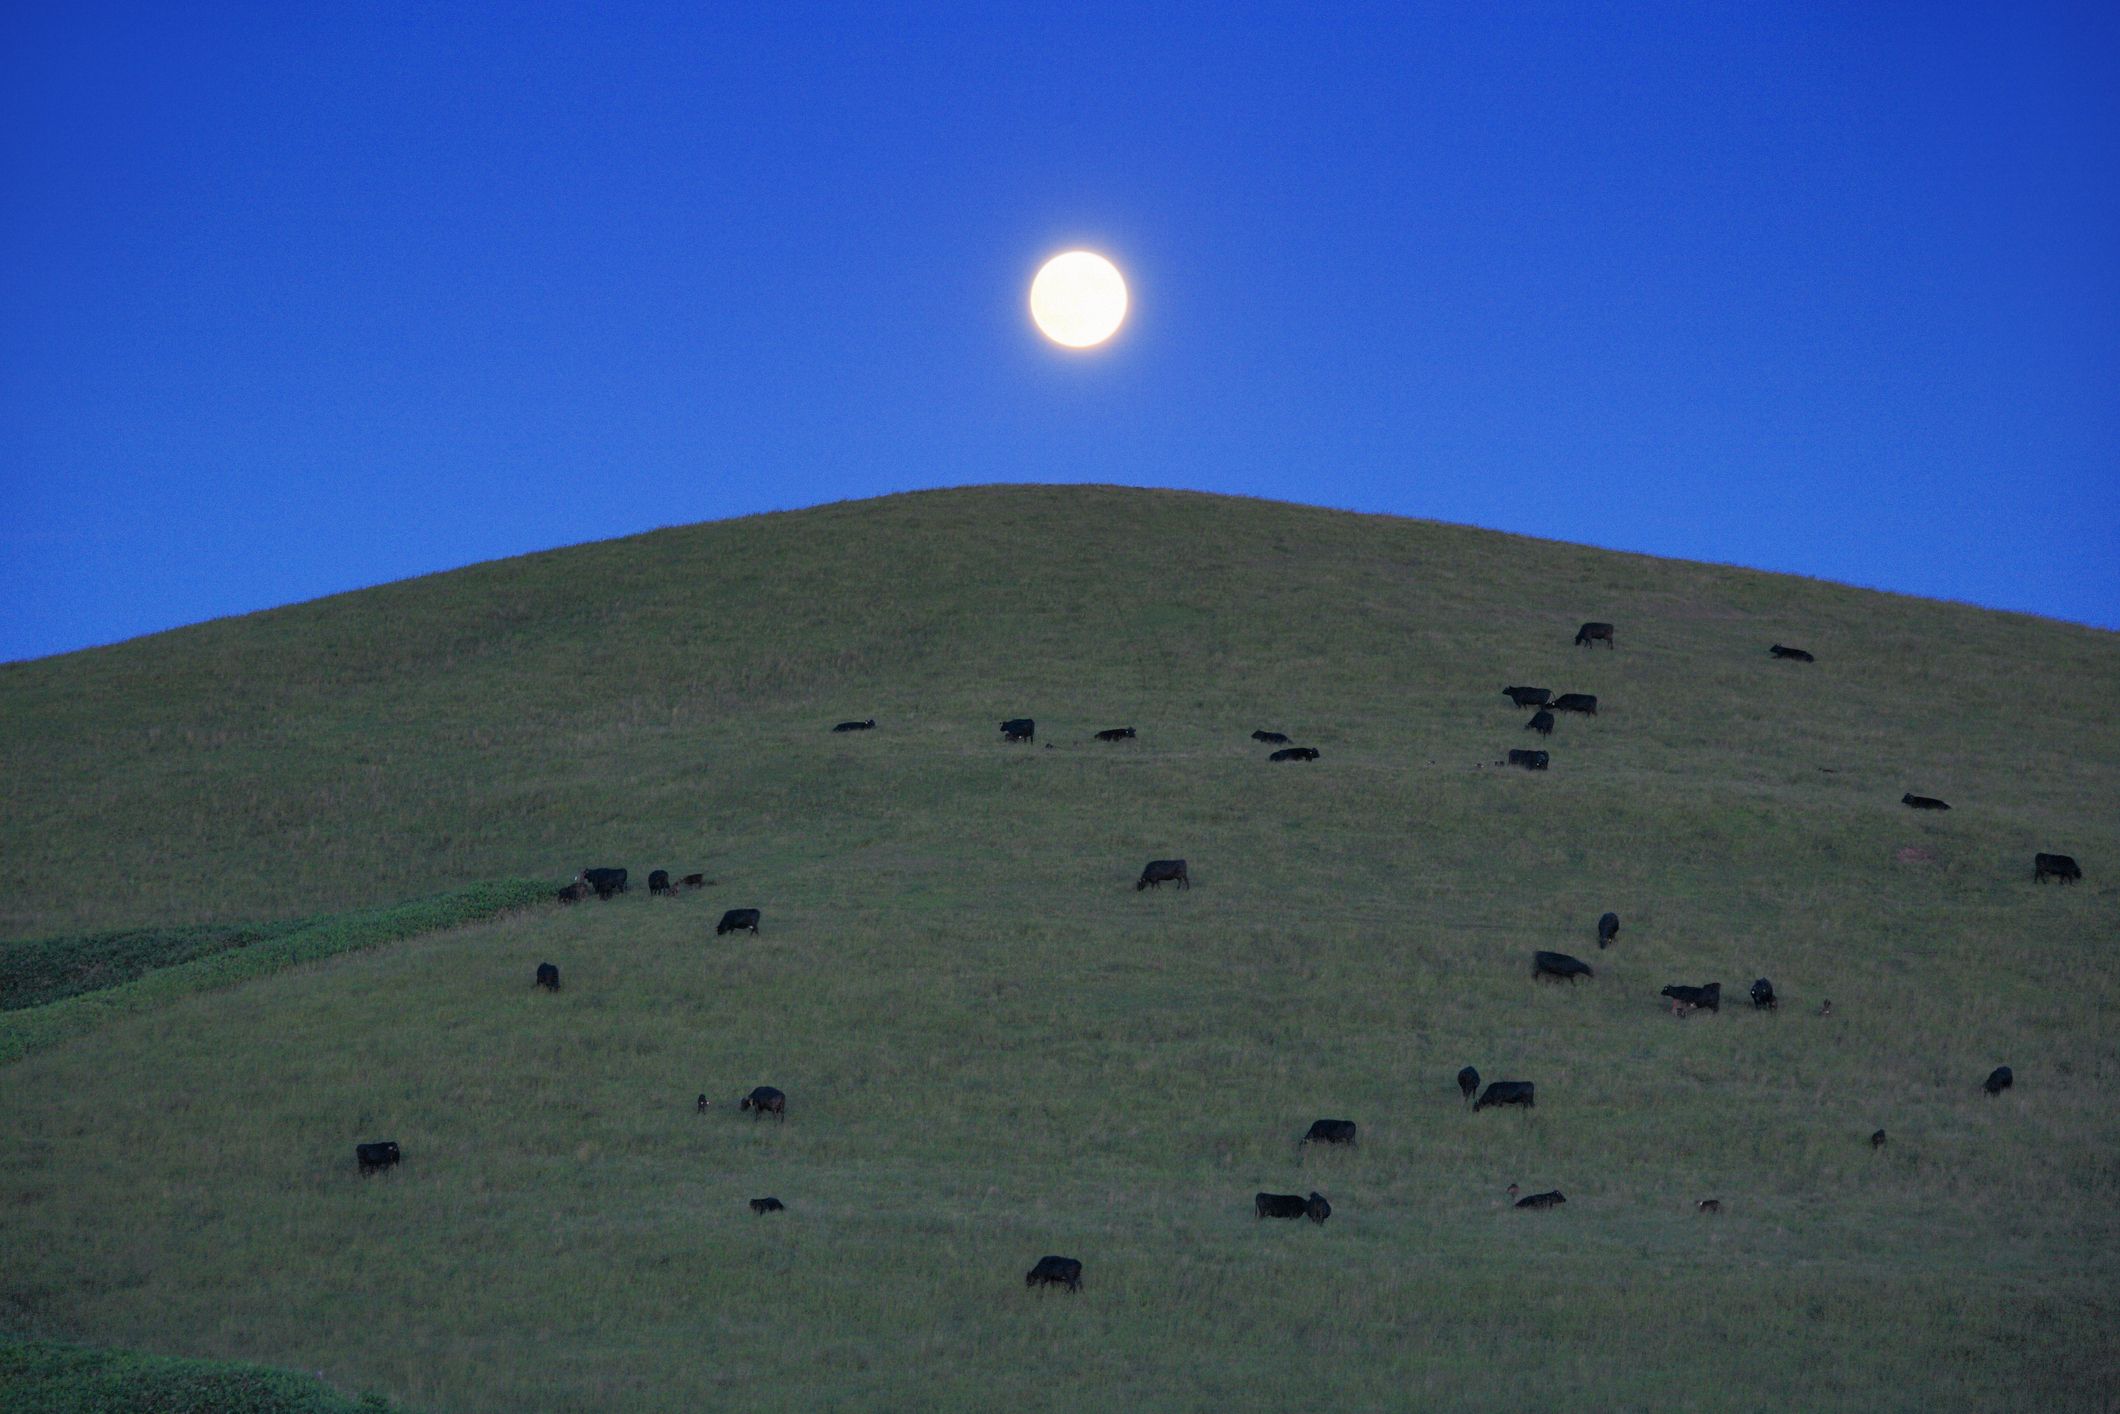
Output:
[{"xmin": 356, "ymin": 1141, "xmax": 401, "ymax": 1176}]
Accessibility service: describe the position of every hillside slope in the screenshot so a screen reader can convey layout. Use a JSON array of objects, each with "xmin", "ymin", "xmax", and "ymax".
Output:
[{"xmin": 2, "ymin": 486, "xmax": 2116, "ymax": 1411}]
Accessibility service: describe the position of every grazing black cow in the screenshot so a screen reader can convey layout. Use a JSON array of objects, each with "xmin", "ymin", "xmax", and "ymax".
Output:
[
  {"xmin": 1505, "ymin": 749, "xmax": 1549, "ymax": 771},
  {"xmin": 1525, "ymin": 710, "xmax": 1555, "ymax": 736},
  {"xmin": 534, "ymin": 962, "xmax": 560, "ymax": 991},
  {"xmin": 1871, "ymin": 1129, "xmax": 1887, "ymax": 1150},
  {"xmin": 716, "ymin": 908, "xmax": 761, "ymax": 936},
  {"xmin": 696, "ymin": 1094, "xmax": 710, "ymax": 1114},
  {"xmin": 1575, "ymin": 622, "xmax": 1615, "ymax": 648},
  {"xmin": 1252, "ymin": 730, "xmax": 1291, "ymax": 744},
  {"xmin": 556, "ymin": 880, "xmax": 591, "ymax": 904},
  {"xmin": 1136, "ymin": 859, "xmax": 1190, "ymax": 891},
  {"xmin": 1255, "ymin": 1192, "xmax": 1310, "ymax": 1219},
  {"xmin": 2034, "ymin": 853, "xmax": 2081, "ymax": 884},
  {"xmin": 1094, "ymin": 727, "xmax": 1137, "ymax": 742},
  {"xmin": 1983, "ymin": 1065, "xmax": 2013, "ymax": 1096},
  {"xmin": 1269, "ymin": 746, "xmax": 1320, "ymax": 762},
  {"xmin": 1550, "ymin": 693, "xmax": 1598, "ymax": 716},
  {"xmin": 648, "ymin": 870, "xmax": 672, "ymax": 895},
  {"xmin": 1750, "ymin": 978, "xmax": 1777, "ymax": 1011},
  {"xmin": 1514, "ymin": 1189, "xmax": 1566, "ymax": 1211},
  {"xmin": 1475, "ymin": 1081, "xmax": 1535, "ymax": 1111},
  {"xmin": 1697, "ymin": 1199, "xmax": 1723, "ymax": 1215},
  {"xmin": 1902, "ymin": 793, "xmax": 1951, "ymax": 811},
  {"xmin": 1598, "ymin": 912, "xmax": 1619, "ymax": 949},
  {"xmin": 1457, "ymin": 1066, "xmax": 1479, "ymax": 1104},
  {"xmin": 1503, "ymin": 686, "xmax": 1552, "ymax": 709},
  {"xmin": 1662, "ymin": 982, "xmax": 1722, "ymax": 1015},
  {"xmin": 1256, "ymin": 1192, "xmax": 1332, "ymax": 1223},
  {"xmin": 1533, "ymin": 950, "xmax": 1593, "ymax": 982},
  {"xmin": 1000, "ymin": 718, "xmax": 1035, "ymax": 744},
  {"xmin": 750, "ymin": 1197, "xmax": 786, "ymax": 1214},
  {"xmin": 681, "ymin": 873, "xmax": 707, "ymax": 889},
  {"xmin": 832, "ymin": 719, "xmax": 876, "ymax": 732},
  {"xmin": 356, "ymin": 1141, "xmax": 401, "ymax": 1176},
  {"xmin": 1303, "ymin": 1119, "xmax": 1357, "ymax": 1148},
  {"xmin": 581, "ymin": 867, "xmax": 628, "ymax": 899},
  {"xmin": 740, "ymin": 1085, "xmax": 786, "ymax": 1121},
  {"xmin": 1770, "ymin": 644, "xmax": 1815, "ymax": 662},
  {"xmin": 1025, "ymin": 1255, "xmax": 1083, "ymax": 1292}
]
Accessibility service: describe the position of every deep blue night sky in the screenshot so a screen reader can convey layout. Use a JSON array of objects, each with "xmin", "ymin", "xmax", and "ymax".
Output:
[{"xmin": 4, "ymin": 3, "xmax": 2115, "ymax": 661}]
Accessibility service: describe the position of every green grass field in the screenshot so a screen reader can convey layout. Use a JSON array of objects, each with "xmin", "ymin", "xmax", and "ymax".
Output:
[{"xmin": 2, "ymin": 485, "xmax": 2115, "ymax": 1411}]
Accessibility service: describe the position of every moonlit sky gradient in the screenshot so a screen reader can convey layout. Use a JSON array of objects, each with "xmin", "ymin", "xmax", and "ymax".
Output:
[{"xmin": 3, "ymin": 3, "xmax": 2114, "ymax": 661}]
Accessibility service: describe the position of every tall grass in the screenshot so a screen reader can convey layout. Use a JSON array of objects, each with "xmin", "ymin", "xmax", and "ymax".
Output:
[
  {"xmin": 0, "ymin": 487, "xmax": 2115, "ymax": 1410},
  {"xmin": 0, "ymin": 1336, "xmax": 397, "ymax": 1412},
  {"xmin": 0, "ymin": 881, "xmax": 548, "ymax": 1065}
]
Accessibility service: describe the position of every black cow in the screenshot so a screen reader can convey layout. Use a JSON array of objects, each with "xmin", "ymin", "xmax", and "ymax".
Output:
[
  {"xmin": 1983, "ymin": 1066, "xmax": 2013, "ymax": 1096},
  {"xmin": 1514, "ymin": 1189, "xmax": 1566, "ymax": 1211},
  {"xmin": 2034, "ymin": 853, "xmax": 2081, "ymax": 884},
  {"xmin": 1457, "ymin": 1066, "xmax": 1479, "ymax": 1104},
  {"xmin": 1525, "ymin": 710, "xmax": 1555, "ymax": 736},
  {"xmin": 1533, "ymin": 950, "xmax": 1593, "ymax": 982},
  {"xmin": 750, "ymin": 1197, "xmax": 786, "ymax": 1214},
  {"xmin": 1269, "ymin": 747, "xmax": 1320, "ymax": 762},
  {"xmin": 1474, "ymin": 1081, "xmax": 1535, "ymax": 1111},
  {"xmin": 681, "ymin": 873, "xmax": 708, "ymax": 889},
  {"xmin": 1025, "ymin": 1255, "xmax": 1083, "ymax": 1292},
  {"xmin": 716, "ymin": 908, "xmax": 761, "ymax": 936},
  {"xmin": 740, "ymin": 1085, "xmax": 786, "ymax": 1122},
  {"xmin": 1662, "ymin": 982, "xmax": 1722, "ymax": 1014},
  {"xmin": 1252, "ymin": 730, "xmax": 1291, "ymax": 744},
  {"xmin": 1503, "ymin": 686, "xmax": 1552, "ymax": 709},
  {"xmin": 1506, "ymin": 749, "xmax": 1549, "ymax": 771},
  {"xmin": 696, "ymin": 1094, "xmax": 710, "ymax": 1114},
  {"xmin": 1254, "ymin": 1192, "xmax": 1332, "ymax": 1224},
  {"xmin": 1137, "ymin": 859, "xmax": 1190, "ymax": 891},
  {"xmin": 1598, "ymin": 912, "xmax": 1619, "ymax": 949},
  {"xmin": 1770, "ymin": 644, "xmax": 1815, "ymax": 662},
  {"xmin": 534, "ymin": 962, "xmax": 560, "ymax": 991},
  {"xmin": 1871, "ymin": 1129, "xmax": 1887, "ymax": 1150},
  {"xmin": 1000, "ymin": 718, "xmax": 1035, "ymax": 744},
  {"xmin": 556, "ymin": 880, "xmax": 591, "ymax": 904},
  {"xmin": 1902, "ymin": 793, "xmax": 1951, "ymax": 811},
  {"xmin": 1575, "ymin": 621, "xmax": 1615, "ymax": 649},
  {"xmin": 1551, "ymin": 693, "xmax": 1598, "ymax": 716},
  {"xmin": 1750, "ymin": 978, "xmax": 1777, "ymax": 1011},
  {"xmin": 832, "ymin": 719, "xmax": 876, "ymax": 732},
  {"xmin": 1094, "ymin": 727, "xmax": 1136, "ymax": 742},
  {"xmin": 1697, "ymin": 1199, "xmax": 1723, "ymax": 1215},
  {"xmin": 1302, "ymin": 1119, "xmax": 1357, "ymax": 1148},
  {"xmin": 649, "ymin": 870, "xmax": 672, "ymax": 895},
  {"xmin": 356, "ymin": 1141, "xmax": 401, "ymax": 1176},
  {"xmin": 581, "ymin": 867, "xmax": 628, "ymax": 899}
]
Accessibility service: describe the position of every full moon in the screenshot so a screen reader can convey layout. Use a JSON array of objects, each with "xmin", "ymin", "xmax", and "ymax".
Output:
[{"xmin": 1029, "ymin": 251, "xmax": 1128, "ymax": 348}]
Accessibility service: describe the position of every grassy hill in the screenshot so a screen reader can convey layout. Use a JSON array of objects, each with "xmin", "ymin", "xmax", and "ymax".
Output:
[{"xmin": 1, "ymin": 485, "xmax": 2115, "ymax": 1411}]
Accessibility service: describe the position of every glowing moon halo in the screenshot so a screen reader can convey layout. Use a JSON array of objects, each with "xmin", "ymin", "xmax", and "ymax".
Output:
[{"xmin": 1029, "ymin": 251, "xmax": 1128, "ymax": 348}]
